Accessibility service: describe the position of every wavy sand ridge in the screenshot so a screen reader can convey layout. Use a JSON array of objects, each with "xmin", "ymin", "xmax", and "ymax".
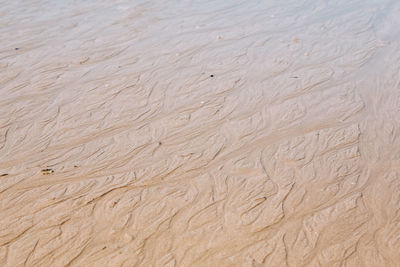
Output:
[{"xmin": 1, "ymin": 0, "xmax": 400, "ymax": 266}]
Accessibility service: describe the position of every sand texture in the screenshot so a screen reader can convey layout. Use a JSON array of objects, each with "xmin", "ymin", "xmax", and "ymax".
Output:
[{"xmin": 1, "ymin": 0, "xmax": 400, "ymax": 266}]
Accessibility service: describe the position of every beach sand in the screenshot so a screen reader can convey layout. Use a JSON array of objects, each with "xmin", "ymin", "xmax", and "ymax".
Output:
[{"xmin": 1, "ymin": 0, "xmax": 400, "ymax": 266}]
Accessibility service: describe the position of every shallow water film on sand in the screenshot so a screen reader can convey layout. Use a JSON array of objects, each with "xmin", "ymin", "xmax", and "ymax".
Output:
[{"xmin": 1, "ymin": 0, "xmax": 400, "ymax": 266}]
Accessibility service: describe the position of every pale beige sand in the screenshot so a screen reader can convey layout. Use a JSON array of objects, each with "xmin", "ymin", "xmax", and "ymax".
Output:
[{"xmin": 1, "ymin": 0, "xmax": 400, "ymax": 266}]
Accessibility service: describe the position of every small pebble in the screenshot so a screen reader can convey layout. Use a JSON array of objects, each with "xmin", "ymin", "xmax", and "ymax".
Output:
[
  {"xmin": 41, "ymin": 168, "xmax": 54, "ymax": 175},
  {"xmin": 15, "ymin": 48, "xmax": 19, "ymax": 50}
]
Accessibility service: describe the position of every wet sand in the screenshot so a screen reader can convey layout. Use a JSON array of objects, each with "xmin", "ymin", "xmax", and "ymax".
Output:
[{"xmin": 1, "ymin": 0, "xmax": 400, "ymax": 266}]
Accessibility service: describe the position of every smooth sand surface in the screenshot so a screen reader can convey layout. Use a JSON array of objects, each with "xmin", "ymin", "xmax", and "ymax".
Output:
[{"xmin": 1, "ymin": 0, "xmax": 400, "ymax": 266}]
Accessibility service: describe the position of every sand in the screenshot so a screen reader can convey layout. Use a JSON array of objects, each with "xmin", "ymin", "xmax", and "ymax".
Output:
[{"xmin": 1, "ymin": 0, "xmax": 400, "ymax": 266}]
